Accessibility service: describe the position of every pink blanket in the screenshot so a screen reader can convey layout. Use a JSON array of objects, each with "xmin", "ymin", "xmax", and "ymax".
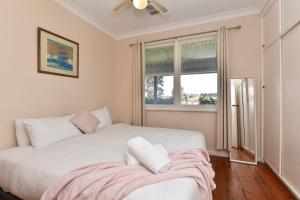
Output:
[{"xmin": 41, "ymin": 149, "xmax": 216, "ymax": 200}]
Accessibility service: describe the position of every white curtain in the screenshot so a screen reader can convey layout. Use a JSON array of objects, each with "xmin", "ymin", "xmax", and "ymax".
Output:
[
  {"xmin": 133, "ymin": 42, "xmax": 145, "ymax": 126},
  {"xmin": 216, "ymin": 26, "xmax": 230, "ymax": 150}
]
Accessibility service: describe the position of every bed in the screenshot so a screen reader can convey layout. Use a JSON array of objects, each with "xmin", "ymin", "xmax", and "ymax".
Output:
[{"xmin": 0, "ymin": 123, "xmax": 207, "ymax": 200}]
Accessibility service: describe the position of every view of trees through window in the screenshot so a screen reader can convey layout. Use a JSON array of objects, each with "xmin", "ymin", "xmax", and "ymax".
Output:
[
  {"xmin": 145, "ymin": 75, "xmax": 174, "ymax": 104},
  {"xmin": 145, "ymin": 74, "xmax": 217, "ymax": 105}
]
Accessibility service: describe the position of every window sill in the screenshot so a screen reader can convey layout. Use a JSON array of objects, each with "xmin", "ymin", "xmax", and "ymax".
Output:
[{"xmin": 145, "ymin": 105, "xmax": 217, "ymax": 112}]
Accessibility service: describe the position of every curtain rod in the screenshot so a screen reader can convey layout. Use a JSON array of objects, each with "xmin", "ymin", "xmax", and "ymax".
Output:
[{"xmin": 129, "ymin": 25, "xmax": 241, "ymax": 47}]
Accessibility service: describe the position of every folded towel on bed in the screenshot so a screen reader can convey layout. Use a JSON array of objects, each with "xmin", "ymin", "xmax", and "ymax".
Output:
[
  {"xmin": 41, "ymin": 148, "xmax": 216, "ymax": 200},
  {"xmin": 124, "ymin": 144, "xmax": 168, "ymax": 166},
  {"xmin": 127, "ymin": 137, "xmax": 171, "ymax": 174}
]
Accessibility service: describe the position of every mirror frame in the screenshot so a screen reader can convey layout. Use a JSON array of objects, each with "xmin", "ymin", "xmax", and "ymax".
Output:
[{"xmin": 228, "ymin": 77, "xmax": 258, "ymax": 165}]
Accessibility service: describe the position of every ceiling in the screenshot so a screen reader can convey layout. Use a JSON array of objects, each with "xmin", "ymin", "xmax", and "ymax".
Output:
[{"xmin": 55, "ymin": 0, "xmax": 267, "ymax": 39}]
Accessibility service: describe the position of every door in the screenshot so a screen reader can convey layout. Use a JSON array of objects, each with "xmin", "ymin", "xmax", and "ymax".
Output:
[{"xmin": 263, "ymin": 41, "xmax": 281, "ymax": 173}]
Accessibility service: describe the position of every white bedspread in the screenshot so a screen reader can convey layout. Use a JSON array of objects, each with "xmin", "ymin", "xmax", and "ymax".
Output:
[{"xmin": 0, "ymin": 124, "xmax": 206, "ymax": 200}]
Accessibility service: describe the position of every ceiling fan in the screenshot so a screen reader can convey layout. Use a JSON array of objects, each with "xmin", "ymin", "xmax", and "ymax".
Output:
[{"xmin": 113, "ymin": 0, "xmax": 168, "ymax": 15}]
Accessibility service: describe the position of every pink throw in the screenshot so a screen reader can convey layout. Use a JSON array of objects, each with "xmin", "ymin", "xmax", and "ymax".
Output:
[{"xmin": 41, "ymin": 149, "xmax": 216, "ymax": 200}]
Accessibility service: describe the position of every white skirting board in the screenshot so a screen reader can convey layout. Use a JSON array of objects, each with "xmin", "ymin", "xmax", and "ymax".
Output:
[{"xmin": 265, "ymin": 161, "xmax": 300, "ymax": 200}]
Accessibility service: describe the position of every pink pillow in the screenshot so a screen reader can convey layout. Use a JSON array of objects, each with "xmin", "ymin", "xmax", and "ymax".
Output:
[{"xmin": 71, "ymin": 110, "xmax": 100, "ymax": 133}]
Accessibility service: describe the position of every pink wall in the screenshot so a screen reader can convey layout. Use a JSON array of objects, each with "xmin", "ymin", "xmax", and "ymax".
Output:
[
  {"xmin": 0, "ymin": 0, "xmax": 115, "ymax": 148},
  {"xmin": 112, "ymin": 15, "xmax": 262, "ymax": 153},
  {"xmin": 0, "ymin": 1, "xmax": 262, "ymax": 155}
]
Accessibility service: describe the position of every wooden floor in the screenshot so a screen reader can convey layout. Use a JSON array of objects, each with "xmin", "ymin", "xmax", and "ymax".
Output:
[
  {"xmin": 211, "ymin": 156, "xmax": 296, "ymax": 200},
  {"xmin": 231, "ymin": 148, "xmax": 255, "ymax": 162}
]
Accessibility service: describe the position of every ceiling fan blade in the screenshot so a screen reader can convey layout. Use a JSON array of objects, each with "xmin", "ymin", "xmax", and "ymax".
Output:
[
  {"xmin": 149, "ymin": 0, "xmax": 168, "ymax": 14},
  {"xmin": 113, "ymin": 0, "xmax": 131, "ymax": 11}
]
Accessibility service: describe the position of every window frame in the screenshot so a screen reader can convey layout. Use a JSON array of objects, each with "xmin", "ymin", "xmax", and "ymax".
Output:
[{"xmin": 144, "ymin": 33, "xmax": 218, "ymax": 112}]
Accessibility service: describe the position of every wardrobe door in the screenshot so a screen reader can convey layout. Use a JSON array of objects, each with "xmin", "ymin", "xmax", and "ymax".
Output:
[
  {"xmin": 263, "ymin": 41, "xmax": 281, "ymax": 173},
  {"xmin": 282, "ymin": 0, "xmax": 300, "ymax": 32},
  {"xmin": 282, "ymin": 24, "xmax": 300, "ymax": 196},
  {"xmin": 262, "ymin": 0, "xmax": 281, "ymax": 174},
  {"xmin": 262, "ymin": 1, "xmax": 280, "ymax": 45}
]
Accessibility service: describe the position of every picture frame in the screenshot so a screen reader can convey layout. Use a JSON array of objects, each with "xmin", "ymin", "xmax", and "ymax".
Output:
[{"xmin": 38, "ymin": 27, "xmax": 79, "ymax": 78}]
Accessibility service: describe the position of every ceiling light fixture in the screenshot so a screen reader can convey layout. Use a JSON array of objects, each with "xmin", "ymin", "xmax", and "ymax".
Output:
[
  {"xmin": 132, "ymin": 0, "xmax": 148, "ymax": 10},
  {"xmin": 113, "ymin": 0, "xmax": 168, "ymax": 14}
]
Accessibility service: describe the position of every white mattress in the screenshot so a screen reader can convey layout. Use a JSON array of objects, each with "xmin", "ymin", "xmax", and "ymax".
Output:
[{"xmin": 0, "ymin": 124, "xmax": 206, "ymax": 200}]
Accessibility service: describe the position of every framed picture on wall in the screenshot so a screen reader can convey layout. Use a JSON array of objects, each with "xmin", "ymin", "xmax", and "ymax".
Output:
[{"xmin": 38, "ymin": 27, "xmax": 79, "ymax": 78}]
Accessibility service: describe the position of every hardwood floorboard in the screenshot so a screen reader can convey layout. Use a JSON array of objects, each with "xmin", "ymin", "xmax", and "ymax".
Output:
[
  {"xmin": 211, "ymin": 156, "xmax": 296, "ymax": 200},
  {"xmin": 226, "ymin": 162, "xmax": 248, "ymax": 200},
  {"xmin": 238, "ymin": 163, "xmax": 274, "ymax": 200},
  {"xmin": 211, "ymin": 156, "xmax": 229, "ymax": 199},
  {"xmin": 255, "ymin": 164, "xmax": 296, "ymax": 200}
]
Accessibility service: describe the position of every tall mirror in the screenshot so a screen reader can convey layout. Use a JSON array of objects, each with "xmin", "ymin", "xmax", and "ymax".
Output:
[{"xmin": 229, "ymin": 78, "xmax": 257, "ymax": 165}]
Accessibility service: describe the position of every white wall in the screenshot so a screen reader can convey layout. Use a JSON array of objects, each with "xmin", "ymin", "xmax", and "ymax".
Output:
[{"xmin": 262, "ymin": 0, "xmax": 300, "ymax": 198}]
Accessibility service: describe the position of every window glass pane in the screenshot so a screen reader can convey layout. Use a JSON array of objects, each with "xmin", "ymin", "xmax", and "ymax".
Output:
[
  {"xmin": 145, "ymin": 45, "xmax": 174, "ymax": 76},
  {"xmin": 145, "ymin": 75, "xmax": 174, "ymax": 105},
  {"xmin": 181, "ymin": 73, "xmax": 218, "ymax": 105},
  {"xmin": 181, "ymin": 38, "xmax": 217, "ymax": 74},
  {"xmin": 145, "ymin": 44, "xmax": 174, "ymax": 105}
]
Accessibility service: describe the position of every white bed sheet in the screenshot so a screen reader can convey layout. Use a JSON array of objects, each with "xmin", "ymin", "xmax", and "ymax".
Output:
[{"xmin": 0, "ymin": 124, "xmax": 206, "ymax": 200}]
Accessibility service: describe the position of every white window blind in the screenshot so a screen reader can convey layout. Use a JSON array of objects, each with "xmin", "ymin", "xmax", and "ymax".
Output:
[
  {"xmin": 181, "ymin": 38, "xmax": 217, "ymax": 75},
  {"xmin": 145, "ymin": 45, "xmax": 174, "ymax": 76}
]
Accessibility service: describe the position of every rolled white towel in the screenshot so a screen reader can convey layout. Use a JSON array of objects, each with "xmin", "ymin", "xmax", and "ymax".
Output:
[
  {"xmin": 127, "ymin": 137, "xmax": 171, "ymax": 174},
  {"xmin": 124, "ymin": 144, "xmax": 168, "ymax": 166}
]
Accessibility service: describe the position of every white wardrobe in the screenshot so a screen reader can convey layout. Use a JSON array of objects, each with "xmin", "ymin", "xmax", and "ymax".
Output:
[{"xmin": 262, "ymin": 0, "xmax": 300, "ymax": 198}]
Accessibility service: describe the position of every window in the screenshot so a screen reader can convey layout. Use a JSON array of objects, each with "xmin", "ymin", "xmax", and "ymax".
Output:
[
  {"xmin": 144, "ymin": 34, "xmax": 218, "ymax": 111},
  {"xmin": 145, "ymin": 43, "xmax": 174, "ymax": 105},
  {"xmin": 180, "ymin": 38, "xmax": 218, "ymax": 106}
]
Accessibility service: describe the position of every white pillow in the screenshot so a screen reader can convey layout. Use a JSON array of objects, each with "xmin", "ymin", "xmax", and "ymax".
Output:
[
  {"xmin": 92, "ymin": 107, "xmax": 112, "ymax": 129},
  {"xmin": 23, "ymin": 115, "xmax": 82, "ymax": 149},
  {"xmin": 15, "ymin": 119, "xmax": 31, "ymax": 147}
]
